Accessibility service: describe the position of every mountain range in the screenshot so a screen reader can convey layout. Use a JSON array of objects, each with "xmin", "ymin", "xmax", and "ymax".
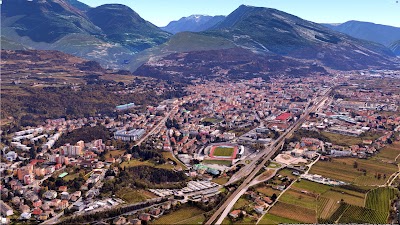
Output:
[
  {"xmin": 323, "ymin": 21, "xmax": 400, "ymax": 48},
  {"xmin": 1, "ymin": 0, "xmax": 398, "ymax": 76},
  {"xmin": 129, "ymin": 5, "xmax": 397, "ymax": 74},
  {"xmin": 161, "ymin": 15, "xmax": 226, "ymax": 34},
  {"xmin": 1, "ymin": 0, "xmax": 170, "ymax": 68}
]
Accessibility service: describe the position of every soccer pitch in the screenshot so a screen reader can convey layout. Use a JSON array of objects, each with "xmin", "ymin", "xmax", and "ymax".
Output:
[{"xmin": 213, "ymin": 146, "xmax": 235, "ymax": 157}]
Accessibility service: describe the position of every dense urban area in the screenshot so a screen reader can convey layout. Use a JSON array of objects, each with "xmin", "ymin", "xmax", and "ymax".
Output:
[
  {"xmin": 1, "ymin": 0, "xmax": 400, "ymax": 224},
  {"xmin": 1, "ymin": 68, "xmax": 400, "ymax": 224}
]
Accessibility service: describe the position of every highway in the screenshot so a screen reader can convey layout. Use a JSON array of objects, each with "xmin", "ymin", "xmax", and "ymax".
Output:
[{"xmin": 206, "ymin": 88, "xmax": 331, "ymax": 225}]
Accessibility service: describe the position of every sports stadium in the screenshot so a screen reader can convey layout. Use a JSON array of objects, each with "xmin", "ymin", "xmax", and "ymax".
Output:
[{"xmin": 203, "ymin": 143, "xmax": 244, "ymax": 165}]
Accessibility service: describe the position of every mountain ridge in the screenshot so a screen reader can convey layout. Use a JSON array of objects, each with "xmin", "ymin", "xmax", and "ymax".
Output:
[
  {"xmin": 322, "ymin": 20, "xmax": 400, "ymax": 47},
  {"xmin": 1, "ymin": 0, "xmax": 171, "ymax": 68},
  {"xmin": 162, "ymin": 15, "xmax": 226, "ymax": 34}
]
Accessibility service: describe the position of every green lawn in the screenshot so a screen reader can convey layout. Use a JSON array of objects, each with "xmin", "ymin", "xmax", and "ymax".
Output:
[
  {"xmin": 212, "ymin": 177, "xmax": 229, "ymax": 185},
  {"xmin": 203, "ymin": 159, "xmax": 232, "ymax": 166},
  {"xmin": 233, "ymin": 198, "xmax": 252, "ymax": 210},
  {"xmin": 292, "ymin": 180, "xmax": 331, "ymax": 194},
  {"xmin": 120, "ymin": 159, "xmax": 153, "ymax": 168},
  {"xmin": 202, "ymin": 117, "xmax": 222, "ymax": 124},
  {"xmin": 213, "ymin": 146, "xmax": 235, "ymax": 157},
  {"xmin": 120, "ymin": 155, "xmax": 185, "ymax": 170},
  {"xmin": 115, "ymin": 188, "xmax": 156, "ymax": 204},
  {"xmin": 162, "ymin": 152, "xmax": 187, "ymax": 169},
  {"xmin": 152, "ymin": 206, "xmax": 205, "ymax": 224},
  {"xmin": 63, "ymin": 173, "xmax": 80, "ymax": 181},
  {"xmin": 278, "ymin": 168, "xmax": 298, "ymax": 179},
  {"xmin": 106, "ymin": 149, "xmax": 125, "ymax": 159},
  {"xmin": 267, "ymin": 162, "xmax": 281, "ymax": 168},
  {"xmin": 321, "ymin": 190, "xmax": 365, "ymax": 207}
]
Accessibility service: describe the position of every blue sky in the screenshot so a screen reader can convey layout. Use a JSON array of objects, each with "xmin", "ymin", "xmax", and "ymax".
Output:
[{"xmin": 80, "ymin": 0, "xmax": 400, "ymax": 27}]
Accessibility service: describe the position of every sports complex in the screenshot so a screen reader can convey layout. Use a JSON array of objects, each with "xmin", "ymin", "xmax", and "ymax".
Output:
[{"xmin": 204, "ymin": 143, "xmax": 244, "ymax": 165}]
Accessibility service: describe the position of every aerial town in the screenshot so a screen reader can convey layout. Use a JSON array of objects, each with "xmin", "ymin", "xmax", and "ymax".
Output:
[{"xmin": 1, "ymin": 70, "xmax": 400, "ymax": 224}]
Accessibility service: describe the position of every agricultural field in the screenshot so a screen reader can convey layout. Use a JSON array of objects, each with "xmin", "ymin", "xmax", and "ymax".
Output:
[
  {"xmin": 309, "ymin": 156, "xmax": 398, "ymax": 185},
  {"xmin": 268, "ymin": 201, "xmax": 317, "ymax": 223},
  {"xmin": 321, "ymin": 190, "xmax": 365, "ymax": 207},
  {"xmin": 152, "ymin": 206, "xmax": 205, "ymax": 224},
  {"xmin": 213, "ymin": 146, "xmax": 236, "ymax": 157},
  {"xmin": 365, "ymin": 187, "xmax": 398, "ymax": 213},
  {"xmin": 338, "ymin": 205, "xmax": 388, "ymax": 224},
  {"xmin": 267, "ymin": 179, "xmax": 374, "ymax": 223},
  {"xmin": 317, "ymin": 197, "xmax": 339, "ymax": 220},
  {"xmin": 259, "ymin": 214, "xmax": 301, "ymax": 224},
  {"xmin": 321, "ymin": 131, "xmax": 382, "ymax": 147},
  {"xmin": 376, "ymin": 141, "xmax": 400, "ymax": 162},
  {"xmin": 316, "ymin": 187, "xmax": 398, "ymax": 224}
]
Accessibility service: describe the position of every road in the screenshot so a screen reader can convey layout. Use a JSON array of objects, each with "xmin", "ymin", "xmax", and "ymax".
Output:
[
  {"xmin": 216, "ymin": 168, "xmax": 279, "ymax": 225},
  {"xmin": 206, "ymin": 88, "xmax": 331, "ymax": 225},
  {"xmin": 27, "ymin": 166, "xmax": 66, "ymax": 189},
  {"xmin": 255, "ymin": 153, "xmax": 321, "ymax": 225},
  {"xmin": 134, "ymin": 107, "xmax": 176, "ymax": 146}
]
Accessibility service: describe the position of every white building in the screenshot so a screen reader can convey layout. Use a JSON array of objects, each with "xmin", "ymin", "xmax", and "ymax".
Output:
[{"xmin": 114, "ymin": 129, "xmax": 146, "ymax": 142}]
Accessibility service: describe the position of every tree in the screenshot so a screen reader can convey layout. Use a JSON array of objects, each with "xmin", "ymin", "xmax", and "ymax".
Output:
[{"xmin": 271, "ymin": 193, "xmax": 278, "ymax": 201}]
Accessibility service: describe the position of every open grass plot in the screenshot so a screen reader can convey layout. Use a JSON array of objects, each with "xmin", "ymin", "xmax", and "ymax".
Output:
[
  {"xmin": 279, "ymin": 189, "xmax": 317, "ymax": 210},
  {"xmin": 292, "ymin": 180, "xmax": 331, "ymax": 194},
  {"xmin": 115, "ymin": 188, "xmax": 156, "ymax": 204},
  {"xmin": 255, "ymin": 186, "xmax": 281, "ymax": 197}
]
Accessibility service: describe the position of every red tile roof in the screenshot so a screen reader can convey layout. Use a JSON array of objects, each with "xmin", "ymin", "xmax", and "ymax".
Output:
[{"xmin": 276, "ymin": 112, "xmax": 292, "ymax": 121}]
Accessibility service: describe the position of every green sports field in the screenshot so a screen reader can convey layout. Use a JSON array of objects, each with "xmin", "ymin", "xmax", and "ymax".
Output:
[{"xmin": 212, "ymin": 146, "xmax": 235, "ymax": 157}]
